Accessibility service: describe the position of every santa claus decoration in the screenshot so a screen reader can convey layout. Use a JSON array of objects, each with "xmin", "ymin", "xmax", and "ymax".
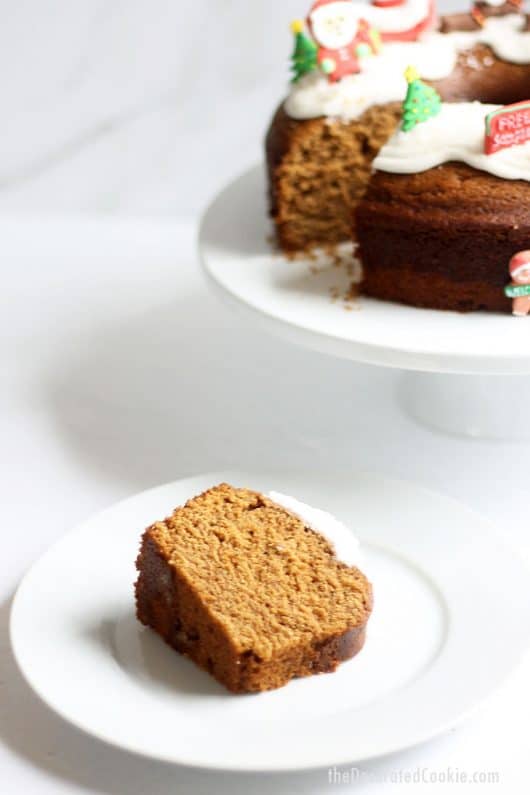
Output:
[
  {"xmin": 366, "ymin": 0, "xmax": 438, "ymax": 42},
  {"xmin": 308, "ymin": 0, "xmax": 381, "ymax": 83},
  {"xmin": 505, "ymin": 251, "xmax": 530, "ymax": 316}
]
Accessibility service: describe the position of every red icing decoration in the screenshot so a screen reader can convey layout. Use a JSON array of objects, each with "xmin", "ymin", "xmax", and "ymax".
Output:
[
  {"xmin": 379, "ymin": 0, "xmax": 437, "ymax": 42},
  {"xmin": 485, "ymin": 101, "xmax": 530, "ymax": 155},
  {"xmin": 372, "ymin": 0, "xmax": 406, "ymax": 8},
  {"xmin": 316, "ymin": 43, "xmax": 361, "ymax": 82},
  {"xmin": 357, "ymin": 18, "xmax": 381, "ymax": 53}
]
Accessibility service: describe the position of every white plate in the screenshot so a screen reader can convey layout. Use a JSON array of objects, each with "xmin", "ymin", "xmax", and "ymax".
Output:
[
  {"xmin": 10, "ymin": 470, "xmax": 530, "ymax": 772},
  {"xmin": 199, "ymin": 166, "xmax": 530, "ymax": 375}
]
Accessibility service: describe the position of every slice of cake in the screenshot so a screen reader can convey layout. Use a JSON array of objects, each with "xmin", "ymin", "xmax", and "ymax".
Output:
[{"xmin": 135, "ymin": 483, "xmax": 372, "ymax": 693}]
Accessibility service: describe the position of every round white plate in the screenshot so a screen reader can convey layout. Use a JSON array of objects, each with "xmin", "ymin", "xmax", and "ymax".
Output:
[
  {"xmin": 10, "ymin": 470, "xmax": 530, "ymax": 772},
  {"xmin": 199, "ymin": 166, "xmax": 530, "ymax": 375}
]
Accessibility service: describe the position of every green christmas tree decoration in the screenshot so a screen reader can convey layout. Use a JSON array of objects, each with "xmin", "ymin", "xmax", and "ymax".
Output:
[
  {"xmin": 290, "ymin": 19, "xmax": 318, "ymax": 83},
  {"xmin": 401, "ymin": 65, "xmax": 442, "ymax": 132}
]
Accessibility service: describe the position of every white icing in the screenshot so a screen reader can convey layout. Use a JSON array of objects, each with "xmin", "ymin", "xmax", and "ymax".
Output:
[
  {"xmin": 268, "ymin": 491, "xmax": 361, "ymax": 567},
  {"xmin": 373, "ymin": 101, "xmax": 530, "ymax": 181},
  {"xmin": 285, "ymin": 15, "xmax": 530, "ymax": 122},
  {"xmin": 446, "ymin": 13, "xmax": 530, "ymax": 64},
  {"xmin": 285, "ymin": 34, "xmax": 457, "ymax": 121},
  {"xmin": 366, "ymin": 0, "xmax": 432, "ymax": 34}
]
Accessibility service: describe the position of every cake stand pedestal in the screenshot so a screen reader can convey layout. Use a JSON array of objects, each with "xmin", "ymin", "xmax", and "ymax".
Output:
[
  {"xmin": 398, "ymin": 372, "xmax": 530, "ymax": 440},
  {"xmin": 199, "ymin": 166, "xmax": 530, "ymax": 440}
]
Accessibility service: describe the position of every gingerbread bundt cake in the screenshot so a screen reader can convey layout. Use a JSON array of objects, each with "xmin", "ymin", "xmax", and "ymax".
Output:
[{"xmin": 266, "ymin": 2, "xmax": 530, "ymax": 313}]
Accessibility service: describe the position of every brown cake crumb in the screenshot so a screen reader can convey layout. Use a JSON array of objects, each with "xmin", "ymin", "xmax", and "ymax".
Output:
[
  {"xmin": 135, "ymin": 484, "xmax": 372, "ymax": 693},
  {"xmin": 266, "ymin": 102, "xmax": 402, "ymax": 253}
]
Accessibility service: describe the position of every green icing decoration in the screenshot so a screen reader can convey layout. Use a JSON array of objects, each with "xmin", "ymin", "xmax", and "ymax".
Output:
[
  {"xmin": 290, "ymin": 20, "xmax": 318, "ymax": 83},
  {"xmin": 402, "ymin": 65, "xmax": 442, "ymax": 133},
  {"xmin": 505, "ymin": 284, "xmax": 530, "ymax": 298}
]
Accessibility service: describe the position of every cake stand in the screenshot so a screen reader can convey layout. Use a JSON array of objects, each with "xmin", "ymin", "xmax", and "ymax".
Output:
[{"xmin": 199, "ymin": 166, "xmax": 530, "ymax": 438}]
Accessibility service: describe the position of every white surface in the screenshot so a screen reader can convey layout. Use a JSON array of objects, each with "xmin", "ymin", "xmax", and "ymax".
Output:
[
  {"xmin": 200, "ymin": 166, "xmax": 530, "ymax": 375},
  {"xmin": 13, "ymin": 470, "xmax": 529, "ymax": 772},
  {"xmin": 2, "ymin": 215, "xmax": 530, "ymax": 793}
]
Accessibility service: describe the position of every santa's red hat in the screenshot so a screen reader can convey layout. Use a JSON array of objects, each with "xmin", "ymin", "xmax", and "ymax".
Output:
[{"xmin": 509, "ymin": 250, "xmax": 530, "ymax": 277}]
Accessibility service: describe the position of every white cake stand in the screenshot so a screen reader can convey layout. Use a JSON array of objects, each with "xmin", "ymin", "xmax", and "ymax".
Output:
[{"xmin": 199, "ymin": 166, "xmax": 530, "ymax": 438}]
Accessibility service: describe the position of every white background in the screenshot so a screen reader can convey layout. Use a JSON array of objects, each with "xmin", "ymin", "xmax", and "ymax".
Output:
[
  {"xmin": 0, "ymin": 0, "xmax": 461, "ymax": 215},
  {"xmin": 1, "ymin": 1, "xmax": 530, "ymax": 793}
]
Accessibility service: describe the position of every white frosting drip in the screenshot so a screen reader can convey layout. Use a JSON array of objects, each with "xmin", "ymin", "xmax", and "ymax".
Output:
[
  {"xmin": 447, "ymin": 13, "xmax": 530, "ymax": 64},
  {"xmin": 373, "ymin": 101, "xmax": 530, "ymax": 181},
  {"xmin": 285, "ymin": 15, "xmax": 530, "ymax": 122},
  {"xmin": 366, "ymin": 0, "xmax": 433, "ymax": 34},
  {"xmin": 285, "ymin": 35, "xmax": 457, "ymax": 121},
  {"xmin": 268, "ymin": 491, "xmax": 361, "ymax": 567}
]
